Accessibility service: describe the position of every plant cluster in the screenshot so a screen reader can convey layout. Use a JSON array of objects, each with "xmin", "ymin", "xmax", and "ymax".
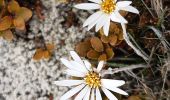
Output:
[
  {"xmin": 33, "ymin": 43, "xmax": 55, "ymax": 60},
  {"xmin": 0, "ymin": 0, "xmax": 54, "ymax": 61},
  {"xmin": 0, "ymin": 0, "xmax": 32, "ymax": 41},
  {"xmin": 55, "ymin": 0, "xmax": 170, "ymax": 99},
  {"xmin": 76, "ymin": 22, "xmax": 124, "ymax": 61},
  {"xmin": 0, "ymin": 0, "xmax": 169, "ymax": 99}
]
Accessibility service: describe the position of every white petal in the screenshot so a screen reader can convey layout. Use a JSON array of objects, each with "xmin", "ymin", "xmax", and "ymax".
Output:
[
  {"xmin": 96, "ymin": 87, "xmax": 102, "ymax": 100},
  {"xmin": 74, "ymin": 3, "xmax": 100, "ymax": 10},
  {"xmin": 108, "ymin": 87, "xmax": 128, "ymax": 95},
  {"xmin": 54, "ymin": 80, "xmax": 84, "ymax": 86},
  {"xmin": 87, "ymin": 21, "xmax": 96, "ymax": 31},
  {"xmin": 60, "ymin": 84, "xmax": 85, "ymax": 100},
  {"xmin": 83, "ymin": 88, "xmax": 91, "ymax": 100},
  {"xmin": 116, "ymin": 1, "xmax": 132, "ymax": 8},
  {"xmin": 87, "ymin": 13, "xmax": 105, "ymax": 30},
  {"xmin": 83, "ymin": 11, "xmax": 103, "ymax": 27},
  {"xmin": 101, "ymin": 87, "xmax": 118, "ymax": 100},
  {"xmin": 70, "ymin": 51, "xmax": 84, "ymax": 65},
  {"xmin": 70, "ymin": 61, "xmax": 88, "ymax": 73},
  {"xmin": 115, "ymin": 11, "xmax": 128, "ymax": 23},
  {"xmin": 91, "ymin": 88, "xmax": 95, "ymax": 100},
  {"xmin": 95, "ymin": 14, "xmax": 109, "ymax": 32},
  {"xmin": 121, "ymin": 23, "xmax": 126, "ymax": 34},
  {"xmin": 75, "ymin": 86, "xmax": 90, "ymax": 100},
  {"xmin": 101, "ymin": 79, "xmax": 125, "ymax": 87},
  {"xmin": 120, "ymin": 6, "xmax": 139, "ymax": 14},
  {"xmin": 65, "ymin": 69, "xmax": 86, "ymax": 77},
  {"xmin": 88, "ymin": 0, "xmax": 102, "ymax": 4},
  {"xmin": 103, "ymin": 17, "xmax": 110, "ymax": 36},
  {"xmin": 97, "ymin": 61, "xmax": 104, "ymax": 72},
  {"xmin": 110, "ymin": 12, "xmax": 120, "ymax": 22},
  {"xmin": 83, "ymin": 60, "xmax": 92, "ymax": 71},
  {"xmin": 60, "ymin": 58, "xmax": 75, "ymax": 70},
  {"xmin": 61, "ymin": 58, "xmax": 87, "ymax": 73}
]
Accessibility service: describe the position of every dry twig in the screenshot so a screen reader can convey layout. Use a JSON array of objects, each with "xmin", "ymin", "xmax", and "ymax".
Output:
[{"xmin": 101, "ymin": 64, "xmax": 148, "ymax": 76}]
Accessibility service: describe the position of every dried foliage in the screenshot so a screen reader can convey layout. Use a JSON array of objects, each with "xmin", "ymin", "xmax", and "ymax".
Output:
[
  {"xmin": 76, "ymin": 37, "xmax": 114, "ymax": 61},
  {"xmin": 139, "ymin": 11, "xmax": 158, "ymax": 27},
  {"xmin": 0, "ymin": 0, "xmax": 32, "ymax": 41},
  {"xmin": 35, "ymin": 0, "xmax": 45, "ymax": 20},
  {"xmin": 128, "ymin": 95, "xmax": 141, "ymax": 100},
  {"xmin": 100, "ymin": 22, "xmax": 124, "ymax": 47},
  {"xmin": 0, "ymin": 0, "xmax": 57, "ymax": 62},
  {"xmin": 61, "ymin": 11, "xmax": 78, "ymax": 28},
  {"xmin": 33, "ymin": 43, "xmax": 55, "ymax": 61},
  {"xmin": 75, "ymin": 22, "xmax": 125, "ymax": 61},
  {"xmin": 142, "ymin": 31, "xmax": 161, "ymax": 51},
  {"xmin": 0, "ymin": 29, "xmax": 14, "ymax": 41}
]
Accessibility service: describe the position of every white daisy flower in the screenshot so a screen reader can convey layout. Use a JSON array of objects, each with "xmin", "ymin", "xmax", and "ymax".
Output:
[
  {"xmin": 54, "ymin": 51, "xmax": 128, "ymax": 100},
  {"xmin": 74, "ymin": 0, "xmax": 139, "ymax": 36}
]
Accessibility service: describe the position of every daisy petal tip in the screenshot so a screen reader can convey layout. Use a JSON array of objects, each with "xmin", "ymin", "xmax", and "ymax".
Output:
[
  {"xmin": 53, "ymin": 81, "xmax": 60, "ymax": 85},
  {"xmin": 124, "ymin": 20, "xmax": 128, "ymax": 24},
  {"xmin": 95, "ymin": 27, "xmax": 98, "ymax": 32},
  {"xmin": 70, "ymin": 50, "xmax": 75, "ymax": 55},
  {"xmin": 87, "ymin": 26, "xmax": 92, "ymax": 31},
  {"xmin": 104, "ymin": 32, "xmax": 109, "ymax": 36},
  {"xmin": 60, "ymin": 58, "xmax": 65, "ymax": 62},
  {"xmin": 120, "ymin": 80, "xmax": 126, "ymax": 85},
  {"xmin": 69, "ymin": 51, "xmax": 84, "ymax": 65},
  {"xmin": 70, "ymin": 51, "xmax": 80, "ymax": 58},
  {"xmin": 136, "ymin": 10, "xmax": 140, "ymax": 14},
  {"xmin": 60, "ymin": 58, "xmax": 67, "ymax": 64},
  {"xmin": 129, "ymin": 6, "xmax": 139, "ymax": 14},
  {"xmin": 129, "ymin": 1, "xmax": 132, "ymax": 4},
  {"xmin": 116, "ymin": 1, "xmax": 132, "ymax": 8},
  {"xmin": 74, "ymin": 4, "xmax": 81, "ymax": 9},
  {"xmin": 103, "ymin": 29, "xmax": 109, "ymax": 36},
  {"xmin": 124, "ymin": 92, "xmax": 129, "ymax": 95},
  {"xmin": 121, "ymin": 18, "xmax": 128, "ymax": 24},
  {"xmin": 83, "ymin": 23, "xmax": 87, "ymax": 27},
  {"xmin": 100, "ymin": 60, "xmax": 105, "ymax": 64},
  {"xmin": 121, "ymin": 20, "xmax": 128, "ymax": 24},
  {"xmin": 83, "ymin": 22, "xmax": 89, "ymax": 28},
  {"xmin": 97, "ymin": 61, "xmax": 105, "ymax": 72},
  {"xmin": 120, "ymin": 6, "xmax": 139, "ymax": 15}
]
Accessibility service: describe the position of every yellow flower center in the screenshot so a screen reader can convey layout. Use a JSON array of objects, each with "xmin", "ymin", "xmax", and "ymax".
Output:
[
  {"xmin": 84, "ymin": 72, "xmax": 101, "ymax": 88},
  {"xmin": 101, "ymin": 0, "xmax": 116, "ymax": 14}
]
